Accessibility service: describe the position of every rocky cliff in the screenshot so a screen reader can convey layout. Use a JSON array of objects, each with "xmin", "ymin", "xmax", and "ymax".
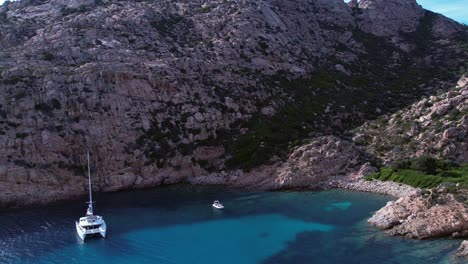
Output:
[{"xmin": 0, "ymin": 0, "xmax": 467, "ymax": 206}]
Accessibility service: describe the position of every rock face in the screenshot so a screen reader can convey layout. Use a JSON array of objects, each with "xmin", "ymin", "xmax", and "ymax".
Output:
[
  {"xmin": 353, "ymin": 75, "xmax": 468, "ymax": 164},
  {"xmin": 368, "ymin": 193, "xmax": 468, "ymax": 239},
  {"xmin": 222, "ymin": 136, "xmax": 369, "ymax": 191},
  {"xmin": 272, "ymin": 136, "xmax": 366, "ymax": 189},
  {"xmin": 214, "ymin": 136, "xmax": 419, "ymax": 199},
  {"xmin": 0, "ymin": 0, "xmax": 466, "ymax": 206},
  {"xmin": 357, "ymin": 0, "xmax": 424, "ymax": 36}
]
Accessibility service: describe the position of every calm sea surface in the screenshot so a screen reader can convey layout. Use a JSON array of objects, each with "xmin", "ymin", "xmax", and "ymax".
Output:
[{"xmin": 0, "ymin": 186, "xmax": 463, "ymax": 264}]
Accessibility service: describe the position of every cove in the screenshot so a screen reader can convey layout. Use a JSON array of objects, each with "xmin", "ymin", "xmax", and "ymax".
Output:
[{"xmin": 0, "ymin": 186, "xmax": 462, "ymax": 264}]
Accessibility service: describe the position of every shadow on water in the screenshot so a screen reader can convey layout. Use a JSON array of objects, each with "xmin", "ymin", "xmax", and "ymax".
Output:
[
  {"xmin": 264, "ymin": 232, "xmax": 462, "ymax": 264},
  {"xmin": 263, "ymin": 220, "xmax": 462, "ymax": 264}
]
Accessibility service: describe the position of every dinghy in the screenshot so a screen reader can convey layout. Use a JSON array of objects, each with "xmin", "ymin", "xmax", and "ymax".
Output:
[{"xmin": 212, "ymin": 200, "xmax": 224, "ymax": 209}]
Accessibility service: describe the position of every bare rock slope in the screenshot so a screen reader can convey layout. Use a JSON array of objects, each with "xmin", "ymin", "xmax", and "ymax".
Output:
[{"xmin": 353, "ymin": 75, "xmax": 468, "ymax": 164}]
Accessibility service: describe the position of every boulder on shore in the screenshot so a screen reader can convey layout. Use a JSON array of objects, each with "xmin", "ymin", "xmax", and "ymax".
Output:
[
  {"xmin": 368, "ymin": 193, "xmax": 468, "ymax": 239},
  {"xmin": 456, "ymin": 240, "xmax": 468, "ymax": 258}
]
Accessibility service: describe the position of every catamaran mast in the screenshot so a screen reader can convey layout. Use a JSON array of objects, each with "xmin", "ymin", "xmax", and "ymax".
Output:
[{"xmin": 87, "ymin": 150, "xmax": 93, "ymax": 215}]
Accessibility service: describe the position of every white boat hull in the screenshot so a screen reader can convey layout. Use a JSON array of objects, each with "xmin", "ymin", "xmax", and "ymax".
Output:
[
  {"xmin": 212, "ymin": 204, "xmax": 224, "ymax": 209},
  {"xmin": 76, "ymin": 219, "xmax": 107, "ymax": 241}
]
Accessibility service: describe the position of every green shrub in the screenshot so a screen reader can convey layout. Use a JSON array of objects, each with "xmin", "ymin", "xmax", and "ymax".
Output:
[
  {"xmin": 2, "ymin": 75, "xmax": 23, "ymax": 85},
  {"xmin": 61, "ymin": 6, "xmax": 88, "ymax": 16},
  {"xmin": 391, "ymin": 159, "xmax": 412, "ymax": 170},
  {"xmin": 368, "ymin": 158, "xmax": 468, "ymax": 189},
  {"xmin": 150, "ymin": 15, "xmax": 185, "ymax": 37},
  {"xmin": 390, "ymin": 156, "xmax": 458, "ymax": 174},
  {"xmin": 35, "ymin": 102, "xmax": 53, "ymax": 114},
  {"xmin": 410, "ymin": 156, "xmax": 438, "ymax": 175},
  {"xmin": 42, "ymin": 52, "xmax": 55, "ymax": 61},
  {"xmin": 195, "ymin": 7, "xmax": 211, "ymax": 13},
  {"xmin": 50, "ymin": 98, "xmax": 62, "ymax": 109},
  {"xmin": 15, "ymin": 132, "xmax": 28, "ymax": 139},
  {"xmin": 366, "ymin": 168, "xmax": 443, "ymax": 188},
  {"xmin": 438, "ymin": 171, "xmax": 462, "ymax": 178}
]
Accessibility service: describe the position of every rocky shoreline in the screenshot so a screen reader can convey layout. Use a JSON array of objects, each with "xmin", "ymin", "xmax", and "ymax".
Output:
[
  {"xmin": 0, "ymin": 167, "xmax": 420, "ymax": 207},
  {"xmin": 189, "ymin": 172, "xmax": 421, "ymax": 199},
  {"xmin": 1, "ymin": 164, "xmax": 467, "ymax": 259},
  {"xmin": 324, "ymin": 177, "xmax": 420, "ymax": 198}
]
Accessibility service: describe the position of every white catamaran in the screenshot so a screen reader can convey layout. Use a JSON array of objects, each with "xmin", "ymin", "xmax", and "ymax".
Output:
[{"xmin": 75, "ymin": 151, "xmax": 107, "ymax": 241}]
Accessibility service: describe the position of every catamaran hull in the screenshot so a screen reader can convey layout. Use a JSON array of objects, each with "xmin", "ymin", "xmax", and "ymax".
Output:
[{"xmin": 76, "ymin": 221, "xmax": 106, "ymax": 241}]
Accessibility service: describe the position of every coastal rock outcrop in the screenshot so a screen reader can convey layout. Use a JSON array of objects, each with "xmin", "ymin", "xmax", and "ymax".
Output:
[
  {"xmin": 456, "ymin": 240, "xmax": 468, "ymax": 258},
  {"xmin": 226, "ymin": 136, "xmax": 420, "ymax": 198},
  {"xmin": 223, "ymin": 136, "xmax": 377, "ymax": 191},
  {"xmin": 273, "ymin": 136, "xmax": 366, "ymax": 189},
  {"xmin": 368, "ymin": 193, "xmax": 468, "ymax": 239}
]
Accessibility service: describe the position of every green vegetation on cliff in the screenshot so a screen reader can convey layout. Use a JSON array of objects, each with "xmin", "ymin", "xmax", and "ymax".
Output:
[
  {"xmin": 366, "ymin": 156, "xmax": 468, "ymax": 188},
  {"xmin": 223, "ymin": 14, "xmax": 463, "ymax": 170}
]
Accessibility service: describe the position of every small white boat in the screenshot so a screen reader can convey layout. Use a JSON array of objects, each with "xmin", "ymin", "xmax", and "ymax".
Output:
[
  {"xmin": 212, "ymin": 200, "xmax": 224, "ymax": 209},
  {"xmin": 75, "ymin": 151, "xmax": 107, "ymax": 241}
]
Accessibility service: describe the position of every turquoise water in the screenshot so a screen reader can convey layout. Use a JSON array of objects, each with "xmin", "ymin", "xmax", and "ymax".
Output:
[{"xmin": 0, "ymin": 186, "xmax": 463, "ymax": 264}]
